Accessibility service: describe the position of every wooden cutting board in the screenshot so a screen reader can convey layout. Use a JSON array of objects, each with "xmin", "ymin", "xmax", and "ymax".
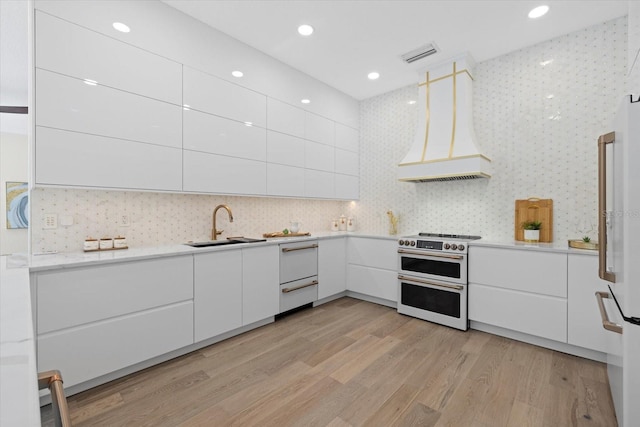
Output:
[
  {"xmin": 515, "ymin": 198, "xmax": 553, "ymax": 242},
  {"xmin": 262, "ymin": 231, "xmax": 311, "ymax": 238}
]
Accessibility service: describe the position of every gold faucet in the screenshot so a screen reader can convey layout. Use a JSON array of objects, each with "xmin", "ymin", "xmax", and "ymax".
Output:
[{"xmin": 212, "ymin": 204, "xmax": 234, "ymax": 240}]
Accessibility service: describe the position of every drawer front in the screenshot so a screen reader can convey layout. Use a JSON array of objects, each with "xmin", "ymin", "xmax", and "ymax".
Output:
[
  {"xmin": 279, "ymin": 241, "xmax": 318, "ymax": 284},
  {"xmin": 279, "ymin": 276, "xmax": 318, "ymax": 313},
  {"xmin": 469, "ymin": 283, "xmax": 567, "ymax": 342},
  {"xmin": 37, "ymin": 301, "xmax": 193, "ymax": 388},
  {"xmin": 347, "ymin": 238, "xmax": 397, "ymax": 270},
  {"xmin": 347, "ymin": 264, "xmax": 397, "ymax": 302},
  {"xmin": 37, "ymin": 256, "xmax": 193, "ymax": 333}
]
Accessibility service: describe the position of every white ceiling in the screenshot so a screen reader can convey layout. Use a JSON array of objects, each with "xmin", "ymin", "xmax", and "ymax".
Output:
[{"xmin": 164, "ymin": 0, "xmax": 628, "ymax": 100}]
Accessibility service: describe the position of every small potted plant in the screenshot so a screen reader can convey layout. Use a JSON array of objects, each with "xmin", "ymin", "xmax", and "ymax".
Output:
[{"xmin": 522, "ymin": 220, "xmax": 542, "ymax": 242}]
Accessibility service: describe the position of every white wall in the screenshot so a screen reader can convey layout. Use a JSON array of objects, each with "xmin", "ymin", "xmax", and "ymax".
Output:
[{"xmin": 353, "ymin": 17, "xmax": 628, "ymax": 242}]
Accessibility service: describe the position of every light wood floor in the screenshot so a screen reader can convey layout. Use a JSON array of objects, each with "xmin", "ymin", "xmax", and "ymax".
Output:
[{"xmin": 41, "ymin": 297, "xmax": 617, "ymax": 427}]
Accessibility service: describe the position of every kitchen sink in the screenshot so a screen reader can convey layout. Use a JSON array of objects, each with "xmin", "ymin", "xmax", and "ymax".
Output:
[{"xmin": 184, "ymin": 237, "xmax": 266, "ymax": 248}]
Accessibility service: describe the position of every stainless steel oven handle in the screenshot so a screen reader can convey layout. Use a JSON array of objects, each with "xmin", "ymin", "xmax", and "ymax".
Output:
[
  {"xmin": 397, "ymin": 249, "xmax": 464, "ymax": 260},
  {"xmin": 595, "ymin": 291, "xmax": 623, "ymax": 334},
  {"xmin": 282, "ymin": 244, "xmax": 318, "ymax": 253},
  {"xmin": 282, "ymin": 280, "xmax": 318, "ymax": 293},
  {"xmin": 398, "ymin": 274, "xmax": 464, "ymax": 291}
]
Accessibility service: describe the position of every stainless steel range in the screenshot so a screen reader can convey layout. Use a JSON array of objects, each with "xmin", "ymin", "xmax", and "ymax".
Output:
[{"xmin": 397, "ymin": 232, "xmax": 481, "ymax": 330}]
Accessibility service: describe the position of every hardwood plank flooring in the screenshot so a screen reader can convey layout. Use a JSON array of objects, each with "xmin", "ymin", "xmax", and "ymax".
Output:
[{"xmin": 41, "ymin": 298, "xmax": 618, "ymax": 427}]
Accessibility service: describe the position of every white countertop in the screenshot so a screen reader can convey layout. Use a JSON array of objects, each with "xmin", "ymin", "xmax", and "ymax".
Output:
[
  {"xmin": 0, "ymin": 257, "xmax": 41, "ymax": 427},
  {"xmin": 469, "ymin": 238, "xmax": 599, "ymax": 255}
]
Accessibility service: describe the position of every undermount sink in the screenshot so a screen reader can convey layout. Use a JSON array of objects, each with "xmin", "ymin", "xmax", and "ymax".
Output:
[{"xmin": 184, "ymin": 237, "xmax": 266, "ymax": 248}]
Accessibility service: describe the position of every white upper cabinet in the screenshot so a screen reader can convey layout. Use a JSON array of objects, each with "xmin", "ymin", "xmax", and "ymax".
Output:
[
  {"xmin": 267, "ymin": 163, "xmax": 305, "ymax": 197},
  {"xmin": 266, "ymin": 131, "xmax": 305, "ymax": 167},
  {"xmin": 335, "ymin": 149, "xmax": 359, "ymax": 176},
  {"xmin": 35, "ymin": 11, "xmax": 182, "ymax": 105},
  {"xmin": 305, "ymin": 141, "xmax": 335, "ymax": 172},
  {"xmin": 305, "ymin": 112, "xmax": 334, "ymax": 146},
  {"xmin": 335, "ymin": 174, "xmax": 359, "ymax": 200},
  {"xmin": 183, "ymin": 67, "xmax": 266, "ymax": 127},
  {"xmin": 267, "ymin": 98, "xmax": 305, "ymax": 138},
  {"xmin": 335, "ymin": 123, "xmax": 359, "ymax": 153},
  {"xmin": 183, "ymin": 110, "xmax": 266, "ymax": 161},
  {"xmin": 305, "ymin": 169, "xmax": 335, "ymax": 199},
  {"xmin": 35, "ymin": 127, "xmax": 183, "ymax": 191},
  {"xmin": 36, "ymin": 69, "xmax": 182, "ymax": 149},
  {"xmin": 183, "ymin": 150, "xmax": 266, "ymax": 195}
]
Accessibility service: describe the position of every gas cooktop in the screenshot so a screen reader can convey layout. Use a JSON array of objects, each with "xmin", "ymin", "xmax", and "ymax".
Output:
[{"xmin": 417, "ymin": 232, "xmax": 482, "ymax": 240}]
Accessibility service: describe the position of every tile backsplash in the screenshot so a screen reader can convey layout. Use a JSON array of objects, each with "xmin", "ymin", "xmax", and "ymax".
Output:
[
  {"xmin": 31, "ymin": 17, "xmax": 627, "ymax": 252},
  {"xmin": 352, "ymin": 17, "xmax": 627, "ymax": 242}
]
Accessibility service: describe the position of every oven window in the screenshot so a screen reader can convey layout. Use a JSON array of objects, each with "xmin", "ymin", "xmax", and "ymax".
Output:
[
  {"xmin": 401, "ymin": 282, "xmax": 461, "ymax": 318},
  {"xmin": 400, "ymin": 256, "xmax": 461, "ymax": 279}
]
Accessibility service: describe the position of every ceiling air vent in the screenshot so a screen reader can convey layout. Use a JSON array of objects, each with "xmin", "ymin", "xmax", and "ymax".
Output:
[{"xmin": 401, "ymin": 43, "xmax": 439, "ymax": 64}]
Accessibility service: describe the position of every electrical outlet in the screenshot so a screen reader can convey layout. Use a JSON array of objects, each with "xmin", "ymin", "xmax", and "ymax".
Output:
[
  {"xmin": 120, "ymin": 215, "xmax": 130, "ymax": 227},
  {"xmin": 43, "ymin": 214, "xmax": 57, "ymax": 229}
]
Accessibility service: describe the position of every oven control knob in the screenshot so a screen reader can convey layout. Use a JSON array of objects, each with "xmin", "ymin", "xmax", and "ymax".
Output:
[
  {"xmin": 458, "ymin": 244, "xmax": 465, "ymax": 251},
  {"xmin": 398, "ymin": 240, "xmax": 404, "ymax": 245},
  {"xmin": 410, "ymin": 241, "xmax": 415, "ymax": 247},
  {"xmin": 451, "ymin": 244, "xmax": 458, "ymax": 250},
  {"xmin": 444, "ymin": 243, "xmax": 451, "ymax": 249}
]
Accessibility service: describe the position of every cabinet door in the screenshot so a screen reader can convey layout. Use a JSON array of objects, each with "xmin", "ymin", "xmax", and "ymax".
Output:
[
  {"xmin": 335, "ymin": 149, "xmax": 359, "ymax": 176},
  {"xmin": 266, "ymin": 163, "xmax": 305, "ymax": 197},
  {"xmin": 243, "ymin": 246, "xmax": 279, "ymax": 325},
  {"xmin": 335, "ymin": 123, "xmax": 359, "ymax": 152},
  {"xmin": 568, "ymin": 254, "xmax": 617, "ymax": 353},
  {"xmin": 267, "ymin": 98, "xmax": 305, "ymax": 138},
  {"xmin": 194, "ymin": 251, "xmax": 242, "ymax": 342},
  {"xmin": 183, "ymin": 67, "xmax": 266, "ymax": 127},
  {"xmin": 468, "ymin": 247, "xmax": 567, "ymax": 298},
  {"xmin": 347, "ymin": 264, "xmax": 397, "ymax": 302},
  {"xmin": 38, "ymin": 302, "xmax": 193, "ymax": 388},
  {"xmin": 183, "ymin": 109, "xmax": 267, "ymax": 161},
  {"xmin": 266, "ymin": 131, "xmax": 305, "ymax": 167},
  {"xmin": 469, "ymin": 283, "xmax": 567, "ymax": 342},
  {"xmin": 347, "ymin": 238, "xmax": 397, "ymax": 270},
  {"xmin": 305, "ymin": 112, "xmax": 334, "ymax": 146},
  {"xmin": 305, "ymin": 169, "xmax": 335, "ymax": 199},
  {"xmin": 36, "ymin": 256, "xmax": 193, "ymax": 334},
  {"xmin": 183, "ymin": 150, "xmax": 267, "ymax": 195},
  {"xmin": 335, "ymin": 174, "xmax": 359, "ymax": 201},
  {"xmin": 36, "ymin": 69, "xmax": 182, "ymax": 149},
  {"xmin": 318, "ymin": 238, "xmax": 347, "ymax": 299},
  {"xmin": 35, "ymin": 11, "xmax": 182, "ymax": 104},
  {"xmin": 305, "ymin": 141, "xmax": 334, "ymax": 172},
  {"xmin": 35, "ymin": 127, "xmax": 182, "ymax": 191}
]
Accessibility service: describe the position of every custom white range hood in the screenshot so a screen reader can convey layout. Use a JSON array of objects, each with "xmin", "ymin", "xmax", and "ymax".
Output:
[{"xmin": 398, "ymin": 54, "xmax": 492, "ymax": 182}]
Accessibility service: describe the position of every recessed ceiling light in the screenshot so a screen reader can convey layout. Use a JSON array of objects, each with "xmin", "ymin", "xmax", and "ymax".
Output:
[
  {"xmin": 301, "ymin": 99, "xmax": 311, "ymax": 104},
  {"xmin": 112, "ymin": 22, "xmax": 130, "ymax": 33},
  {"xmin": 231, "ymin": 70, "xmax": 244, "ymax": 78},
  {"xmin": 368, "ymin": 72, "xmax": 380, "ymax": 80},
  {"xmin": 298, "ymin": 24, "xmax": 314, "ymax": 36},
  {"xmin": 528, "ymin": 5, "xmax": 549, "ymax": 19},
  {"xmin": 83, "ymin": 79, "xmax": 98, "ymax": 86}
]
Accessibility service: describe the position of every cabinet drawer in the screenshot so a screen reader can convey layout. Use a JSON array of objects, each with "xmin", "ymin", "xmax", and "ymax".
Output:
[
  {"xmin": 280, "ymin": 276, "xmax": 318, "ymax": 313},
  {"xmin": 469, "ymin": 283, "xmax": 567, "ymax": 342},
  {"xmin": 347, "ymin": 238, "xmax": 397, "ymax": 270},
  {"xmin": 35, "ymin": 127, "xmax": 182, "ymax": 191},
  {"xmin": 280, "ymin": 241, "xmax": 318, "ymax": 284},
  {"xmin": 183, "ymin": 110, "xmax": 267, "ymax": 161},
  {"xmin": 36, "ymin": 11, "xmax": 182, "ymax": 105},
  {"xmin": 468, "ymin": 247, "xmax": 567, "ymax": 297},
  {"xmin": 183, "ymin": 67, "xmax": 266, "ymax": 127},
  {"xmin": 37, "ymin": 256, "xmax": 193, "ymax": 333},
  {"xmin": 36, "ymin": 69, "xmax": 182, "ymax": 149},
  {"xmin": 347, "ymin": 265, "xmax": 397, "ymax": 302},
  {"xmin": 37, "ymin": 301, "xmax": 193, "ymax": 388}
]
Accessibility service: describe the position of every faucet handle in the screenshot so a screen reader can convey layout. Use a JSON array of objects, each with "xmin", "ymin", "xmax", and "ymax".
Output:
[{"xmin": 216, "ymin": 229, "xmax": 223, "ymax": 235}]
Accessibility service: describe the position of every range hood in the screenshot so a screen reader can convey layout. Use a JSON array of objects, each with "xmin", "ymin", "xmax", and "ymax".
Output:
[{"xmin": 398, "ymin": 54, "xmax": 491, "ymax": 182}]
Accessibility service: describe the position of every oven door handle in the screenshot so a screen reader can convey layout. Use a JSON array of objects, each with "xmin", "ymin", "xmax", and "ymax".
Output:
[
  {"xmin": 398, "ymin": 274, "xmax": 464, "ymax": 291},
  {"xmin": 397, "ymin": 249, "xmax": 464, "ymax": 260}
]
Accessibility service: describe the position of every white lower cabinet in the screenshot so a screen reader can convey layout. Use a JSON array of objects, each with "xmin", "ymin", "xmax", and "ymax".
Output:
[
  {"xmin": 194, "ymin": 250, "xmax": 243, "ymax": 343},
  {"xmin": 567, "ymin": 253, "xmax": 616, "ymax": 353},
  {"xmin": 318, "ymin": 238, "xmax": 347, "ymax": 299},
  {"xmin": 242, "ymin": 246, "xmax": 279, "ymax": 325},
  {"xmin": 34, "ymin": 256, "xmax": 194, "ymax": 388},
  {"xmin": 468, "ymin": 246, "xmax": 568, "ymax": 343},
  {"xmin": 346, "ymin": 237, "xmax": 397, "ymax": 302}
]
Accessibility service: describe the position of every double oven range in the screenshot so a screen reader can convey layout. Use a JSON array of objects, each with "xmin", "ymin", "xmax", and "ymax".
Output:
[{"xmin": 397, "ymin": 233, "xmax": 481, "ymax": 331}]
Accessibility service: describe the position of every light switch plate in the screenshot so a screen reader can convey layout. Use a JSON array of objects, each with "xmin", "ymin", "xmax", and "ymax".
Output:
[{"xmin": 43, "ymin": 214, "xmax": 57, "ymax": 229}]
